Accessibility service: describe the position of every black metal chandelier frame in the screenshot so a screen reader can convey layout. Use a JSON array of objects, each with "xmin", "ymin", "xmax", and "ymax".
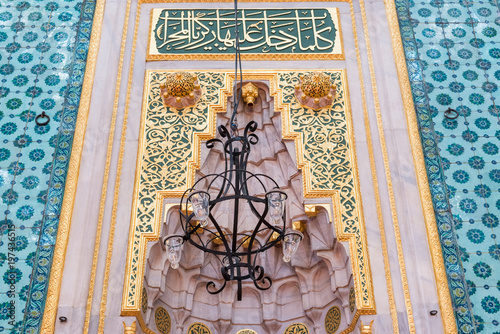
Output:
[{"xmin": 165, "ymin": 121, "xmax": 299, "ymax": 300}]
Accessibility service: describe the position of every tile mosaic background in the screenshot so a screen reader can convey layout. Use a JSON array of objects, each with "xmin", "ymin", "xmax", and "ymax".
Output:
[
  {"xmin": 0, "ymin": 0, "xmax": 95, "ymax": 333},
  {"xmin": 396, "ymin": 0, "xmax": 500, "ymax": 332}
]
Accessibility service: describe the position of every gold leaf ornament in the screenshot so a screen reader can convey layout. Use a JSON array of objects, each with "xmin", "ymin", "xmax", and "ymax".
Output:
[
  {"xmin": 154, "ymin": 306, "xmax": 171, "ymax": 334},
  {"xmin": 294, "ymin": 72, "xmax": 337, "ymax": 110},
  {"xmin": 284, "ymin": 323, "xmax": 309, "ymax": 334},
  {"xmin": 325, "ymin": 306, "xmax": 341, "ymax": 333},
  {"xmin": 161, "ymin": 72, "xmax": 202, "ymax": 108}
]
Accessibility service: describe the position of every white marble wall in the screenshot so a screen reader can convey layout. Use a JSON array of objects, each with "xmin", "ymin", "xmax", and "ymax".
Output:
[{"xmin": 55, "ymin": 0, "xmax": 446, "ymax": 333}]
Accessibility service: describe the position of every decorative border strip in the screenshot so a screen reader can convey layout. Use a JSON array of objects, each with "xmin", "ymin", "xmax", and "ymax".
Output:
[
  {"xmin": 355, "ymin": 0, "xmax": 418, "ymax": 331},
  {"xmin": 140, "ymin": 0, "xmax": 350, "ymax": 3},
  {"xmin": 39, "ymin": 0, "xmax": 105, "ymax": 332},
  {"xmin": 340, "ymin": 310, "xmax": 360, "ymax": 334},
  {"xmin": 146, "ymin": 54, "xmax": 346, "ymax": 61},
  {"xmin": 95, "ymin": 0, "xmax": 143, "ymax": 331},
  {"xmin": 82, "ymin": 0, "xmax": 133, "ymax": 332},
  {"xmin": 385, "ymin": 0, "xmax": 465, "ymax": 332},
  {"xmin": 347, "ymin": 1, "xmax": 401, "ymax": 331}
]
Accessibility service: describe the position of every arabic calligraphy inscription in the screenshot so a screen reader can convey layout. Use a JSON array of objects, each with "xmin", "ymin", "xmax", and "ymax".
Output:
[{"xmin": 148, "ymin": 9, "xmax": 343, "ymax": 59}]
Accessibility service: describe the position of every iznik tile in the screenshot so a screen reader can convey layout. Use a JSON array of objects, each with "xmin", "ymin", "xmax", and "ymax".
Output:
[
  {"xmin": 0, "ymin": 0, "xmax": 97, "ymax": 332},
  {"xmin": 396, "ymin": 0, "xmax": 500, "ymax": 331}
]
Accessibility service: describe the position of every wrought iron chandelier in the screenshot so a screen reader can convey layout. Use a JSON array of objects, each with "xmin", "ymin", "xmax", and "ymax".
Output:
[{"xmin": 163, "ymin": 0, "xmax": 303, "ymax": 301}]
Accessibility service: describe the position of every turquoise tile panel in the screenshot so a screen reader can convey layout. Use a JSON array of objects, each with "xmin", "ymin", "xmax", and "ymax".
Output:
[
  {"xmin": 0, "ymin": 0, "xmax": 97, "ymax": 333},
  {"xmin": 396, "ymin": 0, "xmax": 500, "ymax": 331}
]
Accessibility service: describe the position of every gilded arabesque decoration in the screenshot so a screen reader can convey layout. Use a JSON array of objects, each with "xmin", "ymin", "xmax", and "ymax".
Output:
[
  {"xmin": 141, "ymin": 286, "xmax": 148, "ymax": 314},
  {"xmin": 349, "ymin": 287, "xmax": 355, "ymax": 313},
  {"xmin": 284, "ymin": 323, "xmax": 309, "ymax": 334},
  {"xmin": 154, "ymin": 306, "xmax": 171, "ymax": 334},
  {"xmin": 41, "ymin": 0, "xmax": 106, "ymax": 332},
  {"xmin": 280, "ymin": 71, "xmax": 372, "ymax": 308},
  {"xmin": 187, "ymin": 323, "xmax": 212, "ymax": 334},
  {"xmin": 122, "ymin": 71, "xmax": 374, "ymax": 320},
  {"xmin": 325, "ymin": 306, "xmax": 342, "ymax": 333},
  {"xmin": 123, "ymin": 71, "xmax": 225, "ymax": 309}
]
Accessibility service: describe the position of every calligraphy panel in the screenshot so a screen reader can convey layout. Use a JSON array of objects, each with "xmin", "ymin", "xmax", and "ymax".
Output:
[{"xmin": 147, "ymin": 8, "xmax": 343, "ymax": 60}]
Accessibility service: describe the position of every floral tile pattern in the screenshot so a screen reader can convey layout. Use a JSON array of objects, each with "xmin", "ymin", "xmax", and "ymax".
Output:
[
  {"xmin": 0, "ymin": 0, "xmax": 96, "ymax": 333},
  {"xmin": 396, "ymin": 0, "xmax": 500, "ymax": 332}
]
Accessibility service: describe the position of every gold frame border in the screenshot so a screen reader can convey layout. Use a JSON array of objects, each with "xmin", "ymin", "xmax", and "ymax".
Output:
[
  {"xmin": 122, "ymin": 69, "xmax": 375, "ymax": 317},
  {"xmin": 353, "ymin": 0, "xmax": 418, "ymax": 331},
  {"xmin": 140, "ymin": 0, "xmax": 350, "ymax": 3},
  {"xmin": 40, "ymin": 0, "xmax": 106, "ymax": 332},
  {"xmin": 146, "ymin": 53, "xmax": 345, "ymax": 61},
  {"xmin": 340, "ymin": 310, "xmax": 361, "ymax": 334},
  {"xmin": 146, "ymin": 7, "xmax": 345, "ymax": 61},
  {"xmin": 96, "ymin": 0, "xmax": 144, "ymax": 332},
  {"xmin": 348, "ymin": 1, "xmax": 401, "ymax": 331},
  {"xmin": 82, "ymin": 0, "xmax": 134, "ymax": 333},
  {"xmin": 384, "ymin": 0, "xmax": 457, "ymax": 332}
]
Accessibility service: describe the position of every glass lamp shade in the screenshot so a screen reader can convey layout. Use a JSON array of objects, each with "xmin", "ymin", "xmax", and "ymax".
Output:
[
  {"xmin": 189, "ymin": 191, "xmax": 210, "ymax": 227},
  {"xmin": 165, "ymin": 236, "xmax": 184, "ymax": 269},
  {"xmin": 282, "ymin": 229, "xmax": 303, "ymax": 263},
  {"xmin": 266, "ymin": 190, "xmax": 287, "ymax": 226},
  {"xmin": 222, "ymin": 255, "xmax": 241, "ymax": 268}
]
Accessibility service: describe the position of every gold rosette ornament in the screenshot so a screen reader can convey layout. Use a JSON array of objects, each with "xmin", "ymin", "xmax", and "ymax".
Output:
[
  {"xmin": 160, "ymin": 71, "xmax": 201, "ymax": 109},
  {"xmin": 294, "ymin": 72, "xmax": 337, "ymax": 110}
]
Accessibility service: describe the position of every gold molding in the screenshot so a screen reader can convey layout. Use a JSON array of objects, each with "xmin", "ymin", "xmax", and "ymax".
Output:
[
  {"xmin": 357, "ymin": 0, "xmax": 416, "ymax": 329},
  {"xmin": 140, "ymin": 0, "xmax": 350, "ymax": 3},
  {"xmin": 97, "ymin": 1, "xmax": 144, "ymax": 333},
  {"xmin": 284, "ymin": 323, "xmax": 309, "ymax": 333},
  {"xmin": 125, "ymin": 311, "xmax": 156, "ymax": 334},
  {"xmin": 145, "ymin": 6, "xmax": 345, "ymax": 61},
  {"xmin": 40, "ymin": 0, "xmax": 107, "ymax": 332},
  {"xmin": 339, "ymin": 309, "xmax": 361, "ymax": 334},
  {"xmin": 384, "ymin": 0, "xmax": 457, "ymax": 332},
  {"xmin": 348, "ymin": 2, "xmax": 398, "ymax": 331},
  {"xmin": 82, "ymin": 0, "xmax": 133, "ymax": 333},
  {"xmin": 236, "ymin": 330, "xmax": 258, "ymax": 334},
  {"xmin": 146, "ymin": 53, "xmax": 346, "ymax": 61}
]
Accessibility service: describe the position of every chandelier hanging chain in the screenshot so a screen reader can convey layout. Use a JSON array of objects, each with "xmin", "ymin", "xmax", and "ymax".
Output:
[{"xmin": 230, "ymin": 0, "xmax": 243, "ymax": 137}]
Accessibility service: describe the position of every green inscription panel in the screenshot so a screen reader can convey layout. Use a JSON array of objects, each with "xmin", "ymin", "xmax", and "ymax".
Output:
[{"xmin": 148, "ymin": 8, "xmax": 343, "ymax": 60}]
